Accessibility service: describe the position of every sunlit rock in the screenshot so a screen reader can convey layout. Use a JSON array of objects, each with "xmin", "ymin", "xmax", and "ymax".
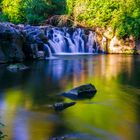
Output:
[
  {"xmin": 61, "ymin": 84, "xmax": 97, "ymax": 100},
  {"xmin": 109, "ymin": 36, "xmax": 135, "ymax": 54}
]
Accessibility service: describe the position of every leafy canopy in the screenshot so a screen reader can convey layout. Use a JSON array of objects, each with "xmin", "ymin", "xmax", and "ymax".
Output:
[{"xmin": 1, "ymin": 0, "xmax": 140, "ymax": 38}]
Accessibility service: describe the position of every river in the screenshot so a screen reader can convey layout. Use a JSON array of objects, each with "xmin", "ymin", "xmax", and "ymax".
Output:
[{"xmin": 0, "ymin": 54, "xmax": 140, "ymax": 140}]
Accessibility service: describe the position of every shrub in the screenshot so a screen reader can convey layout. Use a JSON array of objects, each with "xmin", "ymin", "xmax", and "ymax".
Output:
[
  {"xmin": 22, "ymin": 0, "xmax": 55, "ymax": 25},
  {"xmin": 1, "ymin": 0, "xmax": 65, "ymax": 24},
  {"xmin": 2, "ymin": 0, "xmax": 25, "ymax": 23},
  {"xmin": 66, "ymin": 0, "xmax": 140, "ymax": 38}
]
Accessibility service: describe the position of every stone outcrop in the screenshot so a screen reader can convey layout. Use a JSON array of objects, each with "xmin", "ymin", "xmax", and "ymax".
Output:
[
  {"xmin": 0, "ymin": 23, "xmax": 25, "ymax": 63},
  {"xmin": 0, "ymin": 23, "xmax": 50, "ymax": 63},
  {"xmin": 22, "ymin": 25, "xmax": 48, "ymax": 59},
  {"xmin": 95, "ymin": 27, "xmax": 137, "ymax": 54}
]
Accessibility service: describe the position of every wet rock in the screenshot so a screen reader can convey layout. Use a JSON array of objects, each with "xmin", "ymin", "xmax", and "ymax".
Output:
[
  {"xmin": 61, "ymin": 84, "xmax": 97, "ymax": 100},
  {"xmin": 0, "ymin": 48, "xmax": 7, "ymax": 63},
  {"xmin": 22, "ymin": 25, "xmax": 48, "ymax": 59},
  {"xmin": 7, "ymin": 63, "xmax": 29, "ymax": 72},
  {"xmin": 0, "ymin": 23, "xmax": 25, "ymax": 63},
  {"xmin": 49, "ymin": 102, "xmax": 76, "ymax": 111}
]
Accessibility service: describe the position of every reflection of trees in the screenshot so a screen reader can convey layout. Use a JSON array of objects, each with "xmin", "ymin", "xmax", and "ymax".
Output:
[
  {"xmin": 0, "ymin": 55, "xmax": 140, "ymax": 139},
  {"xmin": 63, "ymin": 55, "xmax": 140, "ymax": 140},
  {"xmin": 115, "ymin": 55, "xmax": 140, "ymax": 140}
]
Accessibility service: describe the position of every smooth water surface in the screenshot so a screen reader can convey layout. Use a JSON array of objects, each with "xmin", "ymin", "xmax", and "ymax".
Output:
[{"xmin": 0, "ymin": 55, "xmax": 140, "ymax": 140}]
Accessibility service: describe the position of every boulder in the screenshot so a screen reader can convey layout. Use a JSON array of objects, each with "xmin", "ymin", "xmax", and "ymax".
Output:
[
  {"xmin": 49, "ymin": 102, "xmax": 76, "ymax": 111},
  {"xmin": 61, "ymin": 84, "xmax": 97, "ymax": 100},
  {"xmin": 0, "ymin": 23, "xmax": 25, "ymax": 63},
  {"xmin": 7, "ymin": 63, "xmax": 29, "ymax": 72}
]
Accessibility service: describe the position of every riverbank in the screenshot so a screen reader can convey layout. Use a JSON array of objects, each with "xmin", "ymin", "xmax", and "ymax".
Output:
[{"xmin": 0, "ymin": 22, "xmax": 139, "ymax": 64}]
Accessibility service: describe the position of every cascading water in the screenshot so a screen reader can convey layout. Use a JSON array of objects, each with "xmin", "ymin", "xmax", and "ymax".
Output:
[{"xmin": 44, "ymin": 27, "xmax": 99, "ymax": 57}]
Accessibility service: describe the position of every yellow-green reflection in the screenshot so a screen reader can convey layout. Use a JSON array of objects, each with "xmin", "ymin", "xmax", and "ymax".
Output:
[
  {"xmin": 0, "ymin": 55, "xmax": 140, "ymax": 140},
  {"xmin": 63, "ymin": 55, "xmax": 139, "ymax": 140}
]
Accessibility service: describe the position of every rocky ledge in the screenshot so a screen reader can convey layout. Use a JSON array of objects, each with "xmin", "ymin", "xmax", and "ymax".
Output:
[
  {"xmin": 0, "ymin": 22, "xmax": 139, "ymax": 64},
  {"xmin": 0, "ymin": 23, "xmax": 49, "ymax": 63},
  {"xmin": 95, "ymin": 27, "xmax": 138, "ymax": 54}
]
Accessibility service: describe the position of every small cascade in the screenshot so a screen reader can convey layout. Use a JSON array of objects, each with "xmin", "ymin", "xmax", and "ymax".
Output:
[
  {"xmin": 44, "ymin": 44, "xmax": 52, "ymax": 57},
  {"xmin": 44, "ymin": 27, "xmax": 99, "ymax": 56}
]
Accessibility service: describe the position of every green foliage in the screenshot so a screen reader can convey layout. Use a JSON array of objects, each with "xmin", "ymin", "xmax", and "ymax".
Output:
[
  {"xmin": 2, "ymin": 0, "xmax": 25, "ymax": 23},
  {"xmin": 1, "ymin": 0, "xmax": 140, "ymax": 38},
  {"xmin": 66, "ymin": 0, "xmax": 75, "ymax": 16},
  {"xmin": 51, "ymin": 0, "xmax": 66, "ymax": 14},
  {"xmin": 1, "ymin": 0, "xmax": 66, "ymax": 24},
  {"xmin": 67, "ymin": 0, "xmax": 140, "ymax": 38},
  {"xmin": 0, "ymin": 13, "xmax": 8, "ymax": 22},
  {"xmin": 22, "ymin": 0, "xmax": 55, "ymax": 24}
]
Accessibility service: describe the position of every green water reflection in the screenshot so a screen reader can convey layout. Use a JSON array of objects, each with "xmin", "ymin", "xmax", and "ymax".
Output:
[{"xmin": 0, "ymin": 55, "xmax": 140, "ymax": 140}]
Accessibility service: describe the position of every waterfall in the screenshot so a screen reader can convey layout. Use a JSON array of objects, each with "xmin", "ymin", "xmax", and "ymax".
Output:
[
  {"xmin": 44, "ymin": 44, "xmax": 52, "ymax": 57},
  {"xmin": 44, "ymin": 27, "xmax": 99, "ymax": 57}
]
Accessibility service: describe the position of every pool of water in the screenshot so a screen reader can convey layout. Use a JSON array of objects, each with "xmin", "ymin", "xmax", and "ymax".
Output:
[{"xmin": 0, "ymin": 54, "xmax": 140, "ymax": 140}]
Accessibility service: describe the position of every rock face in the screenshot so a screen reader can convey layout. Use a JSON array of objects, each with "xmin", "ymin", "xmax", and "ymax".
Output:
[
  {"xmin": 108, "ymin": 36, "xmax": 135, "ymax": 54},
  {"xmin": 61, "ymin": 83, "xmax": 97, "ymax": 100},
  {"xmin": 22, "ymin": 25, "xmax": 48, "ymax": 59},
  {"xmin": 0, "ymin": 23, "xmax": 25, "ymax": 63},
  {"xmin": 0, "ymin": 23, "xmax": 50, "ymax": 63},
  {"xmin": 95, "ymin": 27, "xmax": 136, "ymax": 54}
]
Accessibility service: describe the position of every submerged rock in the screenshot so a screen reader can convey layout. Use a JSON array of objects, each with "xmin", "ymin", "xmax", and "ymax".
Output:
[
  {"xmin": 61, "ymin": 84, "xmax": 97, "ymax": 100},
  {"xmin": 50, "ymin": 133, "xmax": 96, "ymax": 140},
  {"xmin": 49, "ymin": 102, "xmax": 76, "ymax": 111},
  {"xmin": 49, "ymin": 136, "xmax": 65, "ymax": 140},
  {"xmin": 7, "ymin": 63, "xmax": 29, "ymax": 72}
]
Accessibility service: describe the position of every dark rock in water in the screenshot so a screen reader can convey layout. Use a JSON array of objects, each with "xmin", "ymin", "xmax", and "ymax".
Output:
[
  {"xmin": 61, "ymin": 84, "xmax": 97, "ymax": 100},
  {"xmin": 7, "ymin": 63, "xmax": 29, "ymax": 72},
  {"xmin": 49, "ymin": 102, "xmax": 76, "ymax": 111}
]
